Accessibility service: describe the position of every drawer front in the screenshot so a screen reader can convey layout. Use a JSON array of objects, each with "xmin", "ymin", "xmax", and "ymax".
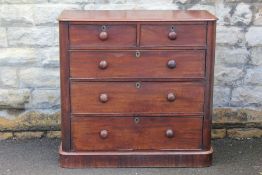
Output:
[
  {"xmin": 71, "ymin": 116, "xmax": 203, "ymax": 151},
  {"xmin": 69, "ymin": 24, "xmax": 137, "ymax": 49},
  {"xmin": 140, "ymin": 24, "xmax": 206, "ymax": 47},
  {"xmin": 71, "ymin": 82, "xmax": 204, "ymax": 114},
  {"xmin": 70, "ymin": 50, "xmax": 205, "ymax": 79}
]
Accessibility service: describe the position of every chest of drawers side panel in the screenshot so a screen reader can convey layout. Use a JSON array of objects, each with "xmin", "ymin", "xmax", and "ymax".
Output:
[
  {"xmin": 59, "ymin": 21, "xmax": 71, "ymax": 152},
  {"xmin": 203, "ymin": 21, "xmax": 216, "ymax": 150}
]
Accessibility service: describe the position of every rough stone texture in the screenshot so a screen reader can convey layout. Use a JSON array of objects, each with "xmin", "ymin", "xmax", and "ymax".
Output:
[
  {"xmin": 0, "ymin": 0, "xmax": 261, "ymax": 136},
  {"xmin": 46, "ymin": 131, "xmax": 61, "ymax": 139},
  {"xmin": 214, "ymin": 66, "xmax": 244, "ymax": 86},
  {"xmin": 29, "ymin": 89, "xmax": 60, "ymax": 109},
  {"xmin": 213, "ymin": 108, "xmax": 262, "ymax": 128},
  {"xmin": 14, "ymin": 131, "xmax": 44, "ymax": 139},
  {"xmin": 0, "ymin": 28, "xmax": 7, "ymax": 47},
  {"xmin": 19, "ymin": 68, "xmax": 59, "ymax": 88},
  {"xmin": 227, "ymin": 128, "xmax": 262, "ymax": 138},
  {"xmin": 0, "ymin": 132, "xmax": 13, "ymax": 140},
  {"xmin": 0, "ymin": 111, "xmax": 60, "ymax": 131},
  {"xmin": 7, "ymin": 27, "xmax": 54, "ymax": 47},
  {"xmin": 244, "ymin": 67, "xmax": 262, "ymax": 86},
  {"xmin": 250, "ymin": 47, "xmax": 262, "ymax": 66},
  {"xmin": 231, "ymin": 86, "xmax": 262, "ymax": 107},
  {"xmin": 0, "ymin": 48, "xmax": 37, "ymax": 65},
  {"xmin": 213, "ymin": 86, "xmax": 231, "ymax": 107},
  {"xmin": 230, "ymin": 3, "xmax": 252, "ymax": 25},
  {"xmin": 216, "ymin": 26, "xmax": 245, "ymax": 46},
  {"xmin": 215, "ymin": 46, "xmax": 249, "ymax": 65},
  {"xmin": 40, "ymin": 47, "xmax": 59, "ymax": 67},
  {"xmin": 0, "ymin": 5, "xmax": 34, "ymax": 26},
  {"xmin": 0, "ymin": 89, "xmax": 30, "ymax": 109},
  {"xmin": 254, "ymin": 5, "xmax": 262, "ymax": 25},
  {"xmin": 0, "ymin": 68, "xmax": 18, "ymax": 87},
  {"xmin": 211, "ymin": 129, "xmax": 226, "ymax": 139},
  {"xmin": 246, "ymin": 27, "xmax": 262, "ymax": 46}
]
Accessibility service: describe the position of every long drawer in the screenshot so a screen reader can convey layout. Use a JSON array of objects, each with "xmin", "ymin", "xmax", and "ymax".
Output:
[
  {"xmin": 71, "ymin": 116, "xmax": 203, "ymax": 151},
  {"xmin": 70, "ymin": 82, "xmax": 205, "ymax": 114},
  {"xmin": 70, "ymin": 50, "xmax": 205, "ymax": 79}
]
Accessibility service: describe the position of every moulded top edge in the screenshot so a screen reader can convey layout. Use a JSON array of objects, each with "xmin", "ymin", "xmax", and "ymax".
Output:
[{"xmin": 58, "ymin": 10, "xmax": 218, "ymax": 22}]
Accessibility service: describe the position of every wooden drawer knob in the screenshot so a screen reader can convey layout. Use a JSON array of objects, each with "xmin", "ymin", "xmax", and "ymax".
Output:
[
  {"xmin": 167, "ymin": 60, "xmax": 176, "ymax": 69},
  {"xmin": 99, "ymin": 60, "xmax": 108, "ymax": 69},
  {"xmin": 99, "ymin": 93, "xmax": 108, "ymax": 103},
  {"xmin": 99, "ymin": 31, "xmax": 108, "ymax": 41},
  {"xmin": 168, "ymin": 31, "xmax": 177, "ymax": 40},
  {"xmin": 166, "ymin": 129, "xmax": 174, "ymax": 138},
  {"xmin": 100, "ymin": 129, "xmax": 108, "ymax": 139},
  {"xmin": 167, "ymin": 92, "xmax": 176, "ymax": 102}
]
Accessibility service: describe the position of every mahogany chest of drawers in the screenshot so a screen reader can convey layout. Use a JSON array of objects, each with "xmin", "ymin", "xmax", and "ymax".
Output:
[{"xmin": 58, "ymin": 10, "xmax": 217, "ymax": 168}]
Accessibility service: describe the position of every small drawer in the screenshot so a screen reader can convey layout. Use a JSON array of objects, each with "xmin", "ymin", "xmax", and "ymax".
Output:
[
  {"xmin": 140, "ymin": 24, "xmax": 206, "ymax": 47},
  {"xmin": 70, "ymin": 50, "xmax": 205, "ymax": 79},
  {"xmin": 70, "ymin": 82, "xmax": 204, "ymax": 114},
  {"xmin": 71, "ymin": 116, "xmax": 203, "ymax": 151},
  {"xmin": 69, "ymin": 24, "xmax": 137, "ymax": 49}
]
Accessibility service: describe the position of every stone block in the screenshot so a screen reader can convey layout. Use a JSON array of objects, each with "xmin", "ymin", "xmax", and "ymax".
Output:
[
  {"xmin": 14, "ymin": 131, "xmax": 44, "ymax": 139},
  {"xmin": 0, "ymin": 89, "xmax": 30, "ymax": 109},
  {"xmin": 213, "ymin": 86, "xmax": 231, "ymax": 107},
  {"xmin": 46, "ymin": 131, "xmax": 61, "ymax": 139},
  {"xmin": 0, "ymin": 5, "xmax": 34, "ymax": 26},
  {"xmin": 230, "ymin": 3, "xmax": 252, "ymax": 25},
  {"xmin": 231, "ymin": 86, "xmax": 262, "ymax": 106},
  {"xmin": 7, "ymin": 27, "xmax": 54, "ymax": 47},
  {"xmin": 254, "ymin": 5, "xmax": 262, "ymax": 25},
  {"xmin": 29, "ymin": 89, "xmax": 60, "ymax": 109},
  {"xmin": 0, "ymin": 48, "xmax": 37, "ymax": 65},
  {"xmin": 250, "ymin": 47, "xmax": 262, "ymax": 66},
  {"xmin": 40, "ymin": 47, "xmax": 59, "ymax": 67},
  {"xmin": 213, "ymin": 108, "xmax": 262, "ymax": 127},
  {"xmin": 215, "ymin": 46, "xmax": 249, "ymax": 66},
  {"xmin": 246, "ymin": 27, "xmax": 262, "ymax": 46},
  {"xmin": 19, "ymin": 68, "xmax": 59, "ymax": 88},
  {"xmin": 0, "ymin": 68, "xmax": 18, "ymax": 87},
  {"xmin": 0, "ymin": 28, "xmax": 7, "ymax": 47},
  {"xmin": 216, "ymin": 26, "xmax": 245, "ymax": 45},
  {"xmin": 244, "ymin": 67, "xmax": 262, "ymax": 86},
  {"xmin": 0, "ymin": 110, "xmax": 60, "ymax": 131},
  {"xmin": 211, "ymin": 129, "xmax": 226, "ymax": 139},
  {"xmin": 0, "ymin": 132, "xmax": 13, "ymax": 140},
  {"xmin": 227, "ymin": 128, "xmax": 262, "ymax": 138},
  {"xmin": 214, "ymin": 66, "xmax": 244, "ymax": 86},
  {"xmin": 215, "ymin": 2, "xmax": 231, "ymax": 26}
]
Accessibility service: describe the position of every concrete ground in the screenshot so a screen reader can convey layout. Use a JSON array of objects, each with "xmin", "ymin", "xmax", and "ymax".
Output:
[{"xmin": 0, "ymin": 138, "xmax": 261, "ymax": 175}]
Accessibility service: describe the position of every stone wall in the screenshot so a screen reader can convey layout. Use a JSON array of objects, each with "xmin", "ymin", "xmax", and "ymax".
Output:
[{"xmin": 0, "ymin": 0, "xmax": 262, "ymax": 140}]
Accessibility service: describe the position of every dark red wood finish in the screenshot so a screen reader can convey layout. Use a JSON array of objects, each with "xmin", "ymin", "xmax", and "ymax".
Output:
[
  {"xmin": 70, "ymin": 82, "xmax": 204, "ymax": 114},
  {"xmin": 70, "ymin": 50, "xmax": 205, "ymax": 79},
  {"xmin": 59, "ymin": 10, "xmax": 217, "ymax": 168},
  {"xmin": 140, "ymin": 24, "xmax": 206, "ymax": 47},
  {"xmin": 71, "ymin": 117, "xmax": 203, "ymax": 151},
  {"xmin": 69, "ymin": 24, "xmax": 137, "ymax": 49}
]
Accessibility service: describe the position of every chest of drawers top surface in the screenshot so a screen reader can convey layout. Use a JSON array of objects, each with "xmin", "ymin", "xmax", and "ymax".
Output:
[
  {"xmin": 59, "ymin": 10, "xmax": 217, "ymax": 22},
  {"xmin": 59, "ymin": 10, "xmax": 217, "ymax": 168}
]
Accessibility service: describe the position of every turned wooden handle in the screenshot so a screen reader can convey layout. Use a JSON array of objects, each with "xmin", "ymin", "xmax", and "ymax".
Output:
[
  {"xmin": 168, "ymin": 31, "xmax": 177, "ymax": 40},
  {"xmin": 166, "ymin": 129, "xmax": 174, "ymax": 138},
  {"xmin": 99, "ymin": 60, "xmax": 108, "ymax": 69},
  {"xmin": 100, "ymin": 129, "xmax": 108, "ymax": 139},
  {"xmin": 99, "ymin": 93, "xmax": 108, "ymax": 103},
  {"xmin": 167, "ymin": 60, "xmax": 176, "ymax": 69},
  {"xmin": 99, "ymin": 31, "xmax": 108, "ymax": 41},
  {"xmin": 167, "ymin": 92, "xmax": 176, "ymax": 102}
]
